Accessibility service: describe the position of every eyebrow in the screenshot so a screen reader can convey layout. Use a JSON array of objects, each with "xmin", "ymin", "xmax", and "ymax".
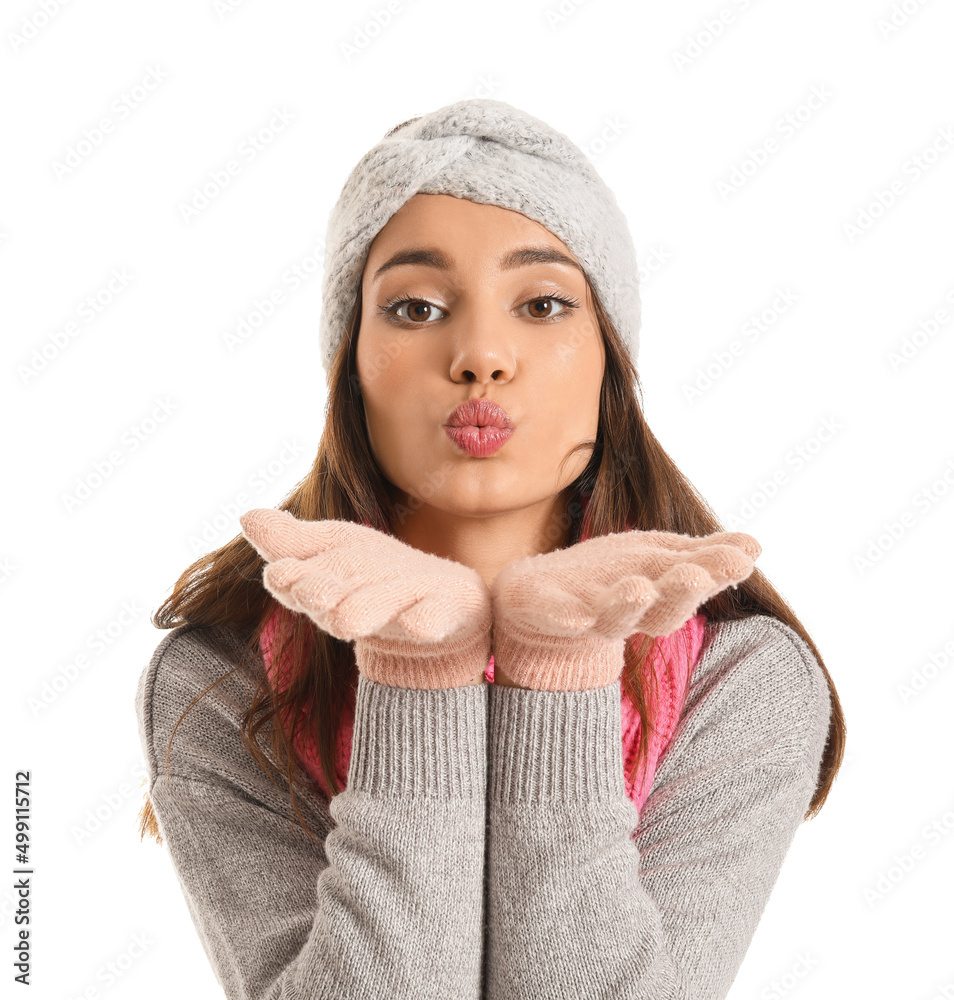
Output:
[{"xmin": 371, "ymin": 244, "xmax": 583, "ymax": 281}]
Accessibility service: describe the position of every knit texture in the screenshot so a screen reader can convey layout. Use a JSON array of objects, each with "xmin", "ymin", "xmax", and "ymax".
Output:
[
  {"xmin": 318, "ymin": 97, "xmax": 642, "ymax": 375},
  {"xmin": 239, "ymin": 509, "xmax": 492, "ymax": 689},
  {"xmin": 137, "ymin": 624, "xmax": 487, "ymax": 998},
  {"xmin": 489, "ymin": 527, "xmax": 758, "ymax": 691},
  {"xmin": 257, "ymin": 500, "xmax": 712, "ymax": 810},
  {"xmin": 135, "ymin": 613, "xmax": 830, "ymax": 999},
  {"xmin": 260, "ymin": 601, "xmax": 705, "ymax": 813}
]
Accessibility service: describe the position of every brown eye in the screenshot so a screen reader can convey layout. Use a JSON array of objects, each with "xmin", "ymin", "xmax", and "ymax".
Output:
[
  {"xmin": 388, "ymin": 299, "xmax": 445, "ymax": 324},
  {"xmin": 522, "ymin": 297, "xmax": 567, "ymax": 320},
  {"xmin": 407, "ymin": 301, "xmax": 433, "ymax": 321},
  {"xmin": 528, "ymin": 299, "xmax": 552, "ymax": 318}
]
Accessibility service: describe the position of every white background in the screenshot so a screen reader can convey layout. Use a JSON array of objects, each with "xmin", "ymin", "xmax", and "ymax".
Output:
[{"xmin": 3, "ymin": 0, "xmax": 953, "ymax": 997}]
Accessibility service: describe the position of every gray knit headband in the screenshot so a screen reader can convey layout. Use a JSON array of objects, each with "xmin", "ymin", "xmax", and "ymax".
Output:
[{"xmin": 318, "ymin": 98, "xmax": 641, "ymax": 376}]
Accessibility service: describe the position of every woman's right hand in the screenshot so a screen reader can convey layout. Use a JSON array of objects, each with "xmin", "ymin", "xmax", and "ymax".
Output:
[{"xmin": 239, "ymin": 508, "xmax": 491, "ymax": 689}]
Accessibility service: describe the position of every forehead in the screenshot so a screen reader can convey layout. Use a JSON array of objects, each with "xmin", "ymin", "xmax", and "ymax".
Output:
[{"xmin": 364, "ymin": 194, "xmax": 580, "ymax": 278}]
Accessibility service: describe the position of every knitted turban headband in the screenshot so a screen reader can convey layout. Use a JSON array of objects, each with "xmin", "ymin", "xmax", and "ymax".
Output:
[{"xmin": 318, "ymin": 97, "xmax": 642, "ymax": 377}]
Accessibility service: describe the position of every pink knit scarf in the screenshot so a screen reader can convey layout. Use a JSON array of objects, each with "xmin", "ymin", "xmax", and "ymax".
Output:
[
  {"xmin": 257, "ymin": 500, "xmax": 706, "ymax": 813},
  {"xmin": 259, "ymin": 607, "xmax": 704, "ymax": 814}
]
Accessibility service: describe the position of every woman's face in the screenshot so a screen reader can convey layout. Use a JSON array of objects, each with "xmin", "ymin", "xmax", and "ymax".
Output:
[{"xmin": 356, "ymin": 192, "xmax": 604, "ymax": 525}]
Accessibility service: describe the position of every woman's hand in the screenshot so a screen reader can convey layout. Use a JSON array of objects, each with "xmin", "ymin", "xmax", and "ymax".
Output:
[
  {"xmin": 239, "ymin": 508, "xmax": 491, "ymax": 689},
  {"xmin": 490, "ymin": 528, "xmax": 761, "ymax": 691}
]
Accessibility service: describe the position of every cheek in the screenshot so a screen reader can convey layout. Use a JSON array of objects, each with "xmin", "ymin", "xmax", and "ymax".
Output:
[
  {"xmin": 356, "ymin": 336, "xmax": 429, "ymax": 460},
  {"xmin": 357, "ymin": 323, "xmax": 408, "ymax": 392},
  {"xmin": 534, "ymin": 336, "xmax": 602, "ymax": 431},
  {"xmin": 357, "ymin": 319, "xmax": 419, "ymax": 399}
]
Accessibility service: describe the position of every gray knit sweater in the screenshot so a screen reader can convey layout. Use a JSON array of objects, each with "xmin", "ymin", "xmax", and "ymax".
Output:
[{"xmin": 134, "ymin": 613, "xmax": 830, "ymax": 999}]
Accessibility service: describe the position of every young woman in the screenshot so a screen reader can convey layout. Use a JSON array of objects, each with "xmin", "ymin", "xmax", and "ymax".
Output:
[{"xmin": 135, "ymin": 98, "xmax": 846, "ymax": 999}]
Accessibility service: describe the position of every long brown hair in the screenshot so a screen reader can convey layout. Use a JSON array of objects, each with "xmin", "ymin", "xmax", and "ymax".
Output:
[{"xmin": 137, "ymin": 281, "xmax": 846, "ymax": 846}]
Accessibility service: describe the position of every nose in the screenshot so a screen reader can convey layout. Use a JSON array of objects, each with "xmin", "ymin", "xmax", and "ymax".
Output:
[
  {"xmin": 452, "ymin": 358, "xmax": 513, "ymax": 383},
  {"xmin": 448, "ymin": 305, "xmax": 516, "ymax": 385}
]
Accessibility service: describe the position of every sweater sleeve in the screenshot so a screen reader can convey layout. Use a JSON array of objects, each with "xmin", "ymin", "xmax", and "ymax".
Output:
[
  {"xmin": 483, "ymin": 614, "xmax": 832, "ymax": 1000},
  {"xmin": 135, "ymin": 625, "xmax": 488, "ymax": 1000}
]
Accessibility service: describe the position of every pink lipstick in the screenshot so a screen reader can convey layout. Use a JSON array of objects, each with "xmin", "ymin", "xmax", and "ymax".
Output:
[{"xmin": 444, "ymin": 399, "xmax": 514, "ymax": 457}]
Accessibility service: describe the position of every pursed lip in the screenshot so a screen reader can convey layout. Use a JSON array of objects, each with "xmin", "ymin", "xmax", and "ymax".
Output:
[{"xmin": 444, "ymin": 399, "xmax": 515, "ymax": 429}]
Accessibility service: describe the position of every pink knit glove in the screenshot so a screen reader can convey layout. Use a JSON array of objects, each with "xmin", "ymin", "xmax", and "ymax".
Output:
[
  {"xmin": 239, "ymin": 509, "xmax": 492, "ymax": 690},
  {"xmin": 490, "ymin": 529, "xmax": 761, "ymax": 691}
]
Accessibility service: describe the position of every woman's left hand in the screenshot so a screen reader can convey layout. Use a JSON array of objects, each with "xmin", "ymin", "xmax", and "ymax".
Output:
[{"xmin": 490, "ymin": 528, "xmax": 761, "ymax": 691}]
